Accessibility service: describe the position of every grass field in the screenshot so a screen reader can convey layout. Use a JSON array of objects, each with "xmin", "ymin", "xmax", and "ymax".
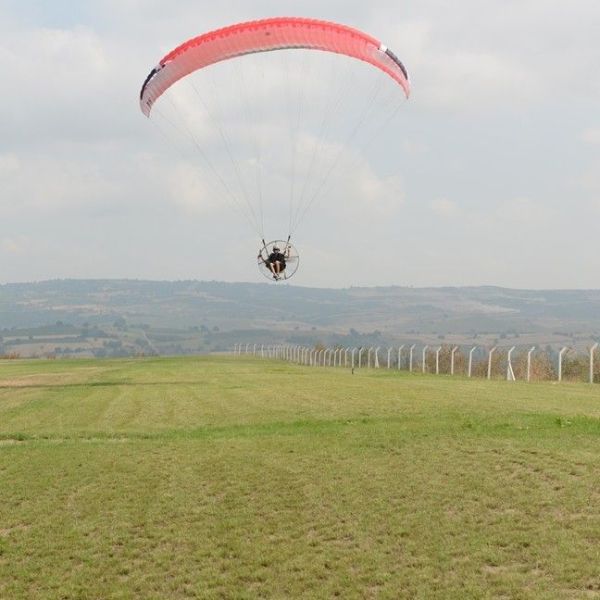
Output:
[{"xmin": 1, "ymin": 356, "xmax": 599, "ymax": 599}]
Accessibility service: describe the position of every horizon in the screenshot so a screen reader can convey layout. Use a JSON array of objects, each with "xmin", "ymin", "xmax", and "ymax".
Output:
[
  {"xmin": 2, "ymin": 276, "xmax": 600, "ymax": 293},
  {"xmin": 0, "ymin": 277, "xmax": 600, "ymax": 292}
]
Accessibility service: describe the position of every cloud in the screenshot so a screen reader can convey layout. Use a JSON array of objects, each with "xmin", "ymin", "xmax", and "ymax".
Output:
[
  {"xmin": 382, "ymin": 20, "xmax": 539, "ymax": 112},
  {"xmin": 431, "ymin": 198, "xmax": 459, "ymax": 218},
  {"xmin": 0, "ymin": 154, "xmax": 20, "ymax": 173},
  {"xmin": 166, "ymin": 161, "xmax": 228, "ymax": 217},
  {"xmin": 0, "ymin": 151, "xmax": 119, "ymax": 213},
  {"xmin": 1, "ymin": 236, "xmax": 30, "ymax": 255},
  {"xmin": 497, "ymin": 197, "xmax": 541, "ymax": 223},
  {"xmin": 580, "ymin": 160, "xmax": 600, "ymax": 196},
  {"xmin": 581, "ymin": 128, "xmax": 600, "ymax": 145}
]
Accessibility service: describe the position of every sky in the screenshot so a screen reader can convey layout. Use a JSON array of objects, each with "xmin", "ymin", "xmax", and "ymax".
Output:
[{"xmin": 1, "ymin": 0, "xmax": 599, "ymax": 288}]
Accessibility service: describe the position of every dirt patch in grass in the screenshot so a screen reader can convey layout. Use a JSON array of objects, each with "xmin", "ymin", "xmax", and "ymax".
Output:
[{"xmin": 0, "ymin": 366, "xmax": 105, "ymax": 389}]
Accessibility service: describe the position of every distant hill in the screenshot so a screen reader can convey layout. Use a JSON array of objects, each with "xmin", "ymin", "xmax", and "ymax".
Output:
[{"xmin": 1, "ymin": 280, "xmax": 599, "ymax": 358}]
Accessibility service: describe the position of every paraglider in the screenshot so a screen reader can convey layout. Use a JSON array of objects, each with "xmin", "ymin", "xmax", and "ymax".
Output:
[
  {"xmin": 140, "ymin": 17, "xmax": 409, "ymax": 281},
  {"xmin": 257, "ymin": 239, "xmax": 299, "ymax": 281}
]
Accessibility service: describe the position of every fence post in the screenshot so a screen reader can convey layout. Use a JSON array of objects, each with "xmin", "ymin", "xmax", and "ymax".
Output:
[
  {"xmin": 451, "ymin": 347, "xmax": 458, "ymax": 375},
  {"xmin": 398, "ymin": 345, "xmax": 405, "ymax": 370},
  {"xmin": 359, "ymin": 348, "xmax": 365, "ymax": 368},
  {"xmin": 487, "ymin": 347, "xmax": 497, "ymax": 380},
  {"xmin": 526, "ymin": 347, "xmax": 535, "ymax": 382},
  {"xmin": 435, "ymin": 346, "xmax": 442, "ymax": 375},
  {"xmin": 468, "ymin": 346, "xmax": 477, "ymax": 378},
  {"xmin": 352, "ymin": 348, "xmax": 357, "ymax": 369},
  {"xmin": 507, "ymin": 346, "xmax": 516, "ymax": 381},
  {"xmin": 387, "ymin": 348, "xmax": 392, "ymax": 369},
  {"xmin": 374, "ymin": 347, "xmax": 380, "ymax": 369},
  {"xmin": 558, "ymin": 347, "xmax": 568, "ymax": 382},
  {"xmin": 409, "ymin": 345, "xmax": 416, "ymax": 373},
  {"xmin": 590, "ymin": 344, "xmax": 598, "ymax": 384},
  {"xmin": 422, "ymin": 346, "xmax": 429, "ymax": 374}
]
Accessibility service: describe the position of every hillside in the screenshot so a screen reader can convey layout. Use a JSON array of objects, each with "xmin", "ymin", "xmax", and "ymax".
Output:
[{"xmin": 1, "ymin": 280, "xmax": 599, "ymax": 357}]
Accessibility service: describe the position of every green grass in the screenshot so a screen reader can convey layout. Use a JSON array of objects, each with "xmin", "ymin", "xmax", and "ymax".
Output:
[{"xmin": 1, "ymin": 356, "xmax": 599, "ymax": 599}]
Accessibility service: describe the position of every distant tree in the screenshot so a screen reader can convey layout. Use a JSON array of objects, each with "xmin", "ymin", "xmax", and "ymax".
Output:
[{"xmin": 113, "ymin": 317, "xmax": 127, "ymax": 330}]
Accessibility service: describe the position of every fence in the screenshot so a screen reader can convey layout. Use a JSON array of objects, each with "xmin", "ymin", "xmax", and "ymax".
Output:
[{"xmin": 231, "ymin": 343, "xmax": 600, "ymax": 384}]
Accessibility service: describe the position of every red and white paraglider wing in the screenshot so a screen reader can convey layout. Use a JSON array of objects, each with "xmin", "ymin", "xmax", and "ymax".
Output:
[{"xmin": 140, "ymin": 17, "xmax": 410, "ymax": 117}]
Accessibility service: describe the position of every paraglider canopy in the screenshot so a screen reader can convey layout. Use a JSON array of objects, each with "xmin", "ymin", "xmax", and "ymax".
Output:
[{"xmin": 140, "ymin": 17, "xmax": 410, "ymax": 116}]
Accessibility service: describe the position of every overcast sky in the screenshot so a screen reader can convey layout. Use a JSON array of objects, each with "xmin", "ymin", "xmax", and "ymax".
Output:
[{"xmin": 1, "ymin": 0, "xmax": 599, "ymax": 288}]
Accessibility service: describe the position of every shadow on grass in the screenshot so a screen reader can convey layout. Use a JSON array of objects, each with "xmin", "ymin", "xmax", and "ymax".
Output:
[
  {"xmin": 1, "ymin": 413, "xmax": 598, "ymax": 444},
  {"xmin": 0, "ymin": 380, "xmax": 218, "ymax": 390}
]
